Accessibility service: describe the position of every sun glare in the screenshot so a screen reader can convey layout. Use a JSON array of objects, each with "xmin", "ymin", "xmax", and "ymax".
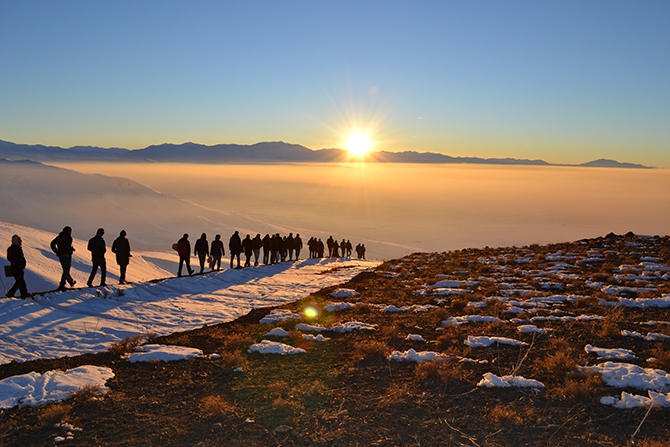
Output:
[{"xmin": 346, "ymin": 132, "xmax": 372, "ymax": 157}]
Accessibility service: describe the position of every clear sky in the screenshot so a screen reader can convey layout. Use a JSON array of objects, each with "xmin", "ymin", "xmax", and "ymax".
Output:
[{"xmin": 1, "ymin": 1, "xmax": 669, "ymax": 166}]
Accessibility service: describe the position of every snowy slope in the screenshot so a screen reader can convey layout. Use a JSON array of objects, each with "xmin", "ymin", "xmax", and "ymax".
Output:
[
  {"xmin": 0, "ymin": 220, "xmax": 378, "ymax": 364},
  {"xmin": 0, "ymin": 221, "xmax": 172, "ymax": 292}
]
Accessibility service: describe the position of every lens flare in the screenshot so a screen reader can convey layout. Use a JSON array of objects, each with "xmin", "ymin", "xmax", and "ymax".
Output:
[{"xmin": 303, "ymin": 306, "xmax": 320, "ymax": 319}]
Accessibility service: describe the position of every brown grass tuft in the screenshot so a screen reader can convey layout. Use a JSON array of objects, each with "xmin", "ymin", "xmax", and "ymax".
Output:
[
  {"xmin": 73, "ymin": 383, "xmax": 107, "ymax": 399},
  {"xmin": 598, "ymin": 307, "xmax": 625, "ymax": 338},
  {"xmin": 414, "ymin": 359, "xmax": 465, "ymax": 386},
  {"xmin": 107, "ymin": 334, "xmax": 146, "ymax": 355},
  {"xmin": 535, "ymin": 339, "xmax": 580, "ymax": 379},
  {"xmin": 550, "ymin": 370, "xmax": 605, "ymax": 401},
  {"xmin": 351, "ymin": 339, "xmax": 390, "ymax": 362},
  {"xmin": 199, "ymin": 395, "xmax": 236, "ymax": 418},
  {"xmin": 37, "ymin": 402, "xmax": 72, "ymax": 426},
  {"xmin": 489, "ymin": 404, "xmax": 525, "ymax": 426}
]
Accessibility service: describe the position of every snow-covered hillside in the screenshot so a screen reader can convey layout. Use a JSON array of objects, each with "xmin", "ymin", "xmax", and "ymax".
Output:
[
  {"xmin": 0, "ymin": 219, "xmax": 378, "ymax": 364},
  {"xmin": 0, "ymin": 221, "xmax": 173, "ymax": 292}
]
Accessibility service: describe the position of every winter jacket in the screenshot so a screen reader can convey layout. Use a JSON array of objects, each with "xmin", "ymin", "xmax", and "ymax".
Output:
[
  {"xmin": 211, "ymin": 239, "xmax": 224, "ymax": 258},
  {"xmin": 87, "ymin": 235, "xmax": 106, "ymax": 261},
  {"xmin": 50, "ymin": 232, "xmax": 74, "ymax": 257},
  {"xmin": 229, "ymin": 233, "xmax": 242, "ymax": 255},
  {"xmin": 7, "ymin": 244, "xmax": 26, "ymax": 270},
  {"xmin": 111, "ymin": 236, "xmax": 131, "ymax": 265},
  {"xmin": 194, "ymin": 238, "xmax": 209, "ymax": 257},
  {"xmin": 242, "ymin": 237, "xmax": 253, "ymax": 256}
]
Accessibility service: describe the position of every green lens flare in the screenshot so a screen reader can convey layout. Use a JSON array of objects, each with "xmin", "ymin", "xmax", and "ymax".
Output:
[{"xmin": 303, "ymin": 306, "xmax": 319, "ymax": 319}]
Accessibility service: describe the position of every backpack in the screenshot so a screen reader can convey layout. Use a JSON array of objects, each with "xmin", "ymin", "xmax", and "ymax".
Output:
[{"xmin": 175, "ymin": 240, "xmax": 188, "ymax": 255}]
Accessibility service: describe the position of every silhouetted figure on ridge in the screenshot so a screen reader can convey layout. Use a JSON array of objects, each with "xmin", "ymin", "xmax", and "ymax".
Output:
[
  {"xmin": 332, "ymin": 239, "xmax": 340, "ymax": 258},
  {"xmin": 294, "ymin": 233, "xmax": 303, "ymax": 260},
  {"xmin": 252, "ymin": 234, "xmax": 262, "ymax": 266},
  {"xmin": 229, "ymin": 231, "xmax": 242, "ymax": 269},
  {"xmin": 327, "ymin": 236, "xmax": 334, "ymax": 257},
  {"xmin": 111, "ymin": 230, "xmax": 132, "ymax": 284},
  {"xmin": 286, "ymin": 233, "xmax": 295, "ymax": 261},
  {"xmin": 176, "ymin": 233, "xmax": 193, "ymax": 277},
  {"xmin": 356, "ymin": 243, "xmax": 366, "ymax": 260},
  {"xmin": 210, "ymin": 234, "xmax": 224, "ymax": 271},
  {"xmin": 87, "ymin": 228, "xmax": 107, "ymax": 287},
  {"xmin": 6, "ymin": 235, "xmax": 28, "ymax": 299},
  {"xmin": 317, "ymin": 238, "xmax": 324, "ymax": 258},
  {"xmin": 51, "ymin": 226, "xmax": 76, "ymax": 291},
  {"xmin": 262, "ymin": 234, "xmax": 271, "ymax": 265},
  {"xmin": 242, "ymin": 234, "xmax": 253, "ymax": 267},
  {"xmin": 194, "ymin": 233, "xmax": 209, "ymax": 274}
]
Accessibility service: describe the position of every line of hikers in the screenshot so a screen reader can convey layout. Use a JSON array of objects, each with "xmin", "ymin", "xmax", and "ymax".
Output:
[
  {"xmin": 4, "ymin": 226, "xmax": 367, "ymax": 298},
  {"xmin": 173, "ymin": 232, "xmax": 366, "ymax": 276},
  {"xmin": 4, "ymin": 226, "xmax": 132, "ymax": 298}
]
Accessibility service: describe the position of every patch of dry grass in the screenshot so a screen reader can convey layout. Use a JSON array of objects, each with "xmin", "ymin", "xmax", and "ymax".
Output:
[
  {"xmin": 37, "ymin": 402, "xmax": 72, "ymax": 426},
  {"xmin": 199, "ymin": 395, "xmax": 236, "ymax": 418},
  {"xmin": 106, "ymin": 334, "xmax": 147, "ymax": 355}
]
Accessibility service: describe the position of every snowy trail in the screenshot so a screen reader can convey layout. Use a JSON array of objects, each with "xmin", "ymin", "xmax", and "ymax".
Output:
[{"xmin": 0, "ymin": 258, "xmax": 378, "ymax": 364}]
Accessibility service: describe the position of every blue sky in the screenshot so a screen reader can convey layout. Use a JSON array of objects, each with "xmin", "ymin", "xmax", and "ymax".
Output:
[{"xmin": 1, "ymin": 1, "xmax": 669, "ymax": 166}]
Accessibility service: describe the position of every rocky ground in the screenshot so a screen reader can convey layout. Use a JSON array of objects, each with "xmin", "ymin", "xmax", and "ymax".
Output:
[{"xmin": 1, "ymin": 232, "xmax": 669, "ymax": 447}]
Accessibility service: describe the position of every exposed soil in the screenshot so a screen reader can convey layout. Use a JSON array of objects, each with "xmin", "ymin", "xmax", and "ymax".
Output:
[{"xmin": 1, "ymin": 232, "xmax": 669, "ymax": 446}]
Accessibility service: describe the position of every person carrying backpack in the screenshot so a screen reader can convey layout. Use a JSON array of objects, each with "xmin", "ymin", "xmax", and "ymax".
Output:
[{"xmin": 176, "ymin": 233, "xmax": 193, "ymax": 277}]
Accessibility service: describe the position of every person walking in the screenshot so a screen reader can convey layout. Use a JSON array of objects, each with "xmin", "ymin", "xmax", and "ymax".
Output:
[
  {"xmin": 6, "ymin": 235, "xmax": 28, "ymax": 298},
  {"xmin": 194, "ymin": 233, "xmax": 209, "ymax": 274},
  {"xmin": 262, "ymin": 234, "xmax": 271, "ymax": 265},
  {"xmin": 242, "ymin": 234, "xmax": 253, "ymax": 267},
  {"xmin": 286, "ymin": 233, "xmax": 295, "ymax": 261},
  {"xmin": 50, "ymin": 226, "xmax": 76, "ymax": 291},
  {"xmin": 252, "ymin": 233, "xmax": 262, "ymax": 266},
  {"xmin": 86, "ymin": 228, "xmax": 107, "ymax": 287},
  {"xmin": 210, "ymin": 234, "xmax": 225, "ymax": 271},
  {"xmin": 294, "ymin": 233, "xmax": 303, "ymax": 260},
  {"xmin": 229, "ymin": 231, "xmax": 242, "ymax": 269},
  {"xmin": 111, "ymin": 230, "xmax": 132, "ymax": 284},
  {"xmin": 327, "ymin": 236, "xmax": 334, "ymax": 257},
  {"xmin": 176, "ymin": 233, "xmax": 193, "ymax": 277}
]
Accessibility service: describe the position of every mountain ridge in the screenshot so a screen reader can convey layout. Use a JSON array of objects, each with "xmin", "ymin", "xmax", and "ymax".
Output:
[{"xmin": 0, "ymin": 139, "xmax": 654, "ymax": 168}]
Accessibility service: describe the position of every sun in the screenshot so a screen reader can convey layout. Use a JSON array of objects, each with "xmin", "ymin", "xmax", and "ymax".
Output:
[{"xmin": 345, "ymin": 132, "xmax": 372, "ymax": 157}]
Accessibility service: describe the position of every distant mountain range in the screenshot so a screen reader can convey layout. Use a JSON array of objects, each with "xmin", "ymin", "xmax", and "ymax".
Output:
[{"xmin": 0, "ymin": 139, "xmax": 653, "ymax": 168}]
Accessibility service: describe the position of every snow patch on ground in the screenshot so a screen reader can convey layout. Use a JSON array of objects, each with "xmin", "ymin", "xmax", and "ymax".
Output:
[
  {"xmin": 248, "ymin": 340, "xmax": 306, "ymax": 355},
  {"xmin": 477, "ymin": 373, "xmax": 544, "ymax": 390},
  {"xmin": 264, "ymin": 328, "xmax": 290, "ymax": 337},
  {"xmin": 584, "ymin": 344, "xmax": 637, "ymax": 361},
  {"xmin": 389, "ymin": 349, "xmax": 444, "ymax": 362},
  {"xmin": 302, "ymin": 334, "xmax": 330, "ymax": 342},
  {"xmin": 259, "ymin": 309, "xmax": 303, "ymax": 324},
  {"xmin": 0, "ymin": 366, "xmax": 114, "ymax": 409},
  {"xmin": 329, "ymin": 288, "xmax": 359, "ymax": 298},
  {"xmin": 125, "ymin": 344, "xmax": 203, "ymax": 363},
  {"xmin": 465, "ymin": 336, "xmax": 528, "ymax": 348},
  {"xmin": 327, "ymin": 321, "xmax": 379, "ymax": 333},
  {"xmin": 442, "ymin": 315, "xmax": 502, "ymax": 326},
  {"xmin": 324, "ymin": 302, "xmax": 356, "ymax": 312}
]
